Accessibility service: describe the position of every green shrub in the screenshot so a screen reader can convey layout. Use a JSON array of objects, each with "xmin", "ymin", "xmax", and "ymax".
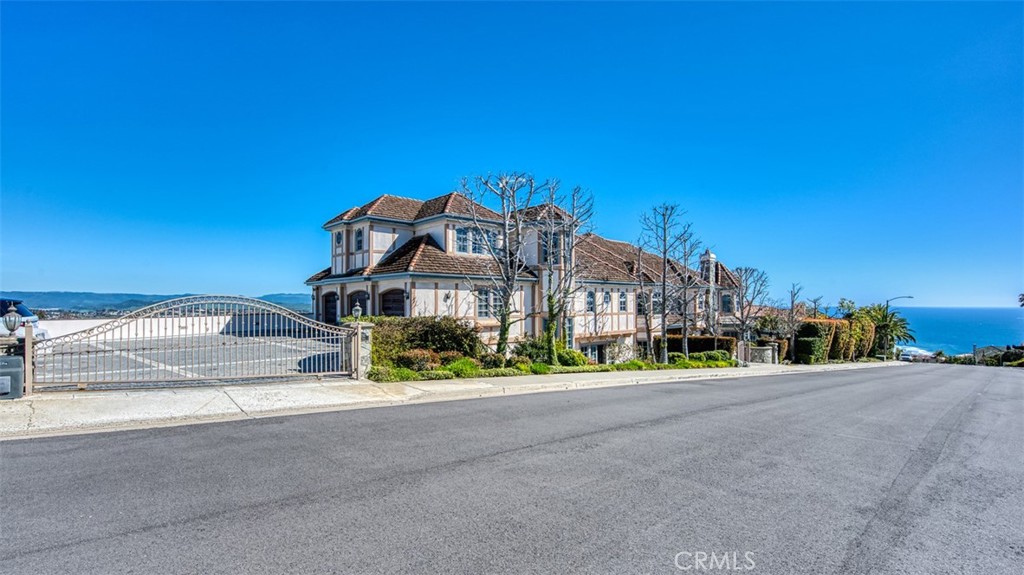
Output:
[
  {"xmin": 478, "ymin": 368, "xmax": 524, "ymax": 377},
  {"xmin": 419, "ymin": 370, "xmax": 455, "ymax": 380},
  {"xmin": 530, "ymin": 362, "xmax": 551, "ymax": 375},
  {"xmin": 549, "ymin": 365, "xmax": 617, "ymax": 374},
  {"xmin": 704, "ymin": 350, "xmax": 732, "ymax": 362},
  {"xmin": 480, "ymin": 352, "xmax": 507, "ymax": 369},
  {"xmin": 444, "ymin": 357, "xmax": 481, "ymax": 378},
  {"xmin": 668, "ymin": 352, "xmax": 687, "ymax": 364},
  {"xmin": 795, "ymin": 337, "xmax": 826, "ymax": 364},
  {"xmin": 556, "ymin": 348, "xmax": 588, "ymax": 367},
  {"xmin": 509, "ymin": 355, "xmax": 532, "ymax": 368},
  {"xmin": 1005, "ymin": 357, "xmax": 1024, "ymax": 367},
  {"xmin": 798, "ymin": 320, "xmax": 837, "ymax": 361},
  {"xmin": 512, "ymin": 337, "xmax": 549, "ymax": 363},
  {"xmin": 394, "ymin": 348, "xmax": 440, "ymax": 371},
  {"xmin": 438, "ymin": 351, "xmax": 464, "ymax": 365},
  {"xmin": 357, "ymin": 315, "xmax": 482, "ymax": 367},
  {"xmin": 686, "ymin": 336, "xmax": 737, "ymax": 355},
  {"xmin": 615, "ymin": 359, "xmax": 648, "ymax": 371},
  {"xmin": 367, "ymin": 366, "xmax": 422, "ymax": 382}
]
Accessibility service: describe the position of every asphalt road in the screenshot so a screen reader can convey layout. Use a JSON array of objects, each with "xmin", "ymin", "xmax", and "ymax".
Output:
[{"xmin": 1, "ymin": 364, "xmax": 1021, "ymax": 574}]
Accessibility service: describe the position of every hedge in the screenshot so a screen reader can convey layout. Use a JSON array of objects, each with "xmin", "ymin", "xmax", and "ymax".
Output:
[
  {"xmin": 478, "ymin": 368, "xmax": 524, "ymax": 377},
  {"xmin": 654, "ymin": 335, "xmax": 736, "ymax": 357},
  {"xmin": 352, "ymin": 315, "xmax": 482, "ymax": 368},
  {"xmin": 549, "ymin": 365, "xmax": 617, "ymax": 374},
  {"xmin": 795, "ymin": 337, "xmax": 826, "ymax": 365}
]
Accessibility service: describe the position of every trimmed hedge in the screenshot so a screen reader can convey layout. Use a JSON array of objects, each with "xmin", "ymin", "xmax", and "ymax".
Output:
[
  {"xmin": 420, "ymin": 370, "xmax": 455, "ymax": 380},
  {"xmin": 549, "ymin": 365, "xmax": 617, "ymax": 374},
  {"xmin": 367, "ymin": 366, "xmax": 421, "ymax": 382},
  {"xmin": 478, "ymin": 368, "xmax": 524, "ymax": 377},
  {"xmin": 653, "ymin": 336, "xmax": 737, "ymax": 357},
  {"xmin": 795, "ymin": 337, "xmax": 826, "ymax": 365},
  {"xmin": 357, "ymin": 315, "xmax": 482, "ymax": 368},
  {"xmin": 530, "ymin": 362, "xmax": 551, "ymax": 375}
]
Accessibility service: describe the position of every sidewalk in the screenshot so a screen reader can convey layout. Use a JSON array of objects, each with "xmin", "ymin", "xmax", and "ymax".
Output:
[{"xmin": 0, "ymin": 361, "xmax": 907, "ymax": 439}]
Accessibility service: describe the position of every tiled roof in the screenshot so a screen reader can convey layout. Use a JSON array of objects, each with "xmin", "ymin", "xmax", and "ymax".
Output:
[
  {"xmin": 323, "ymin": 192, "xmax": 501, "ymax": 228},
  {"xmin": 415, "ymin": 192, "xmax": 502, "ymax": 220},
  {"xmin": 714, "ymin": 261, "xmax": 740, "ymax": 288},
  {"xmin": 323, "ymin": 194, "xmax": 425, "ymax": 227},
  {"xmin": 306, "ymin": 235, "xmax": 536, "ymax": 283},
  {"xmin": 575, "ymin": 233, "xmax": 706, "ymax": 286}
]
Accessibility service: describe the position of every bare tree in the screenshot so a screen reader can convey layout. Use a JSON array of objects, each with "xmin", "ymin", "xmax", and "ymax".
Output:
[
  {"xmin": 733, "ymin": 267, "xmax": 771, "ymax": 353},
  {"xmin": 640, "ymin": 204, "xmax": 689, "ymax": 364},
  {"xmin": 537, "ymin": 182, "xmax": 594, "ymax": 364},
  {"xmin": 459, "ymin": 173, "xmax": 548, "ymax": 355},
  {"xmin": 672, "ymin": 225, "xmax": 703, "ymax": 358},
  {"xmin": 633, "ymin": 243, "xmax": 656, "ymax": 360},
  {"xmin": 781, "ymin": 283, "xmax": 804, "ymax": 361},
  {"xmin": 807, "ymin": 295, "xmax": 824, "ymax": 318}
]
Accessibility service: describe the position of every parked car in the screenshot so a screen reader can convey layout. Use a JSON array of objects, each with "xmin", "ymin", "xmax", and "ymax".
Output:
[
  {"xmin": 0, "ymin": 299, "xmax": 50, "ymax": 339},
  {"xmin": 899, "ymin": 351, "xmax": 914, "ymax": 362}
]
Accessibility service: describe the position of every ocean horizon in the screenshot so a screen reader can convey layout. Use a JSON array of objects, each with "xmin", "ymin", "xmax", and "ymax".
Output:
[{"xmin": 893, "ymin": 306, "xmax": 1024, "ymax": 356}]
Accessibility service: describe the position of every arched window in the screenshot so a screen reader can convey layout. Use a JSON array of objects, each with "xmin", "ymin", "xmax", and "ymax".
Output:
[
  {"xmin": 603, "ymin": 292, "xmax": 612, "ymax": 305},
  {"xmin": 721, "ymin": 294, "xmax": 733, "ymax": 314},
  {"xmin": 334, "ymin": 231, "xmax": 343, "ymax": 246},
  {"xmin": 354, "ymin": 229, "xmax": 364, "ymax": 251},
  {"xmin": 586, "ymin": 291, "xmax": 595, "ymax": 312},
  {"xmin": 619, "ymin": 292, "xmax": 627, "ymax": 312}
]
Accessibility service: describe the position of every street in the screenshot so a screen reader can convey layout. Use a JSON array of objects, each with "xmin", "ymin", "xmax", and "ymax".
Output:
[{"xmin": 1, "ymin": 364, "xmax": 1021, "ymax": 574}]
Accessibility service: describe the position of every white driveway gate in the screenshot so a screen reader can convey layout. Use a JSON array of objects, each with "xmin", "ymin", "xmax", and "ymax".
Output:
[{"xmin": 30, "ymin": 295, "xmax": 355, "ymax": 390}]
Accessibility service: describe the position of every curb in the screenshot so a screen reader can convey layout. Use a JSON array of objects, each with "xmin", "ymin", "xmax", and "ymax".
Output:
[{"xmin": 0, "ymin": 362, "xmax": 909, "ymax": 440}]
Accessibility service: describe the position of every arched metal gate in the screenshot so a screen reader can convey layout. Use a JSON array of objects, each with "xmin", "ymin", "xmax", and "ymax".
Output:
[{"xmin": 31, "ymin": 295, "xmax": 354, "ymax": 390}]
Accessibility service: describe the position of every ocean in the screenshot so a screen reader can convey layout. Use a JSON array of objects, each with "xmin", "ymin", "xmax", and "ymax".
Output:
[{"xmin": 893, "ymin": 307, "xmax": 1024, "ymax": 356}]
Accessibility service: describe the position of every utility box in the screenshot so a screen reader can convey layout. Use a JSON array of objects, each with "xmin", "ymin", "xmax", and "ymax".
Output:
[{"xmin": 0, "ymin": 355, "xmax": 24, "ymax": 400}]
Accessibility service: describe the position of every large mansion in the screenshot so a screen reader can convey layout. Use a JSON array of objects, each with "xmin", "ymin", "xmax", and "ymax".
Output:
[{"xmin": 306, "ymin": 192, "xmax": 742, "ymax": 361}]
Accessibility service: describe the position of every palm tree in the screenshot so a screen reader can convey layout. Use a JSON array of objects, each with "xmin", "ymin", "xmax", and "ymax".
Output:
[
  {"xmin": 1019, "ymin": 293, "xmax": 1023, "ymax": 307},
  {"xmin": 861, "ymin": 304, "xmax": 916, "ymax": 358}
]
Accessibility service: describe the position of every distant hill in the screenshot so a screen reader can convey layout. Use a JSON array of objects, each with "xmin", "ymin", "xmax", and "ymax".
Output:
[{"xmin": 0, "ymin": 291, "xmax": 312, "ymax": 313}]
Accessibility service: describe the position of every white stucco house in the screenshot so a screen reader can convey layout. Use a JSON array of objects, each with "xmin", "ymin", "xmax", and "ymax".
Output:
[{"xmin": 306, "ymin": 191, "xmax": 741, "ymax": 361}]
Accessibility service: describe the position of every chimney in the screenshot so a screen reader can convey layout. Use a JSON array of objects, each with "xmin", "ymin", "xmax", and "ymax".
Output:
[{"xmin": 700, "ymin": 249, "xmax": 717, "ymax": 285}]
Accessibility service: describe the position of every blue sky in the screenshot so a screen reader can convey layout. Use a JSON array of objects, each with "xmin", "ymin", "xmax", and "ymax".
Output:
[{"xmin": 2, "ymin": 1, "xmax": 1021, "ymax": 307}]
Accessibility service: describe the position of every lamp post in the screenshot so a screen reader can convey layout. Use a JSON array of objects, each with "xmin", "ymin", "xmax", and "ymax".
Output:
[
  {"xmin": 884, "ymin": 295, "xmax": 913, "ymax": 360},
  {"xmin": 352, "ymin": 303, "xmax": 362, "ymax": 379},
  {"xmin": 3, "ymin": 310, "xmax": 20, "ymax": 336}
]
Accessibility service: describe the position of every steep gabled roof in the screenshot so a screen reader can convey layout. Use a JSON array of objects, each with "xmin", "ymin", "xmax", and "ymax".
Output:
[
  {"xmin": 323, "ymin": 194, "xmax": 425, "ymax": 227},
  {"xmin": 323, "ymin": 192, "xmax": 501, "ymax": 228},
  {"xmin": 574, "ymin": 233, "xmax": 707, "ymax": 286},
  {"xmin": 306, "ymin": 235, "xmax": 536, "ymax": 283}
]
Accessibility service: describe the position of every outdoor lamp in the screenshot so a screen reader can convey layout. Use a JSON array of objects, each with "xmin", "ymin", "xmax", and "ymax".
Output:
[
  {"xmin": 353, "ymin": 303, "xmax": 362, "ymax": 320},
  {"xmin": 3, "ymin": 310, "xmax": 21, "ymax": 335}
]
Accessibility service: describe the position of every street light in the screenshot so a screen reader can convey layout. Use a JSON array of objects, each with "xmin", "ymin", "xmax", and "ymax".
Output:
[
  {"xmin": 884, "ymin": 295, "xmax": 913, "ymax": 360},
  {"xmin": 352, "ymin": 303, "xmax": 362, "ymax": 320}
]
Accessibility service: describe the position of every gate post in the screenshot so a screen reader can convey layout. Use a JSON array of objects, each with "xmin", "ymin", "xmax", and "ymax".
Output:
[
  {"xmin": 343, "ymin": 321, "xmax": 373, "ymax": 379},
  {"xmin": 23, "ymin": 324, "xmax": 34, "ymax": 397}
]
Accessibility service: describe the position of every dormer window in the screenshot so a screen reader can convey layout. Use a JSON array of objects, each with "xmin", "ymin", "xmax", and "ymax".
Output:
[
  {"xmin": 471, "ymin": 230, "xmax": 486, "ymax": 254},
  {"xmin": 354, "ymin": 229, "xmax": 364, "ymax": 251},
  {"xmin": 335, "ymin": 232, "xmax": 343, "ymax": 246},
  {"xmin": 456, "ymin": 227, "xmax": 497, "ymax": 255}
]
